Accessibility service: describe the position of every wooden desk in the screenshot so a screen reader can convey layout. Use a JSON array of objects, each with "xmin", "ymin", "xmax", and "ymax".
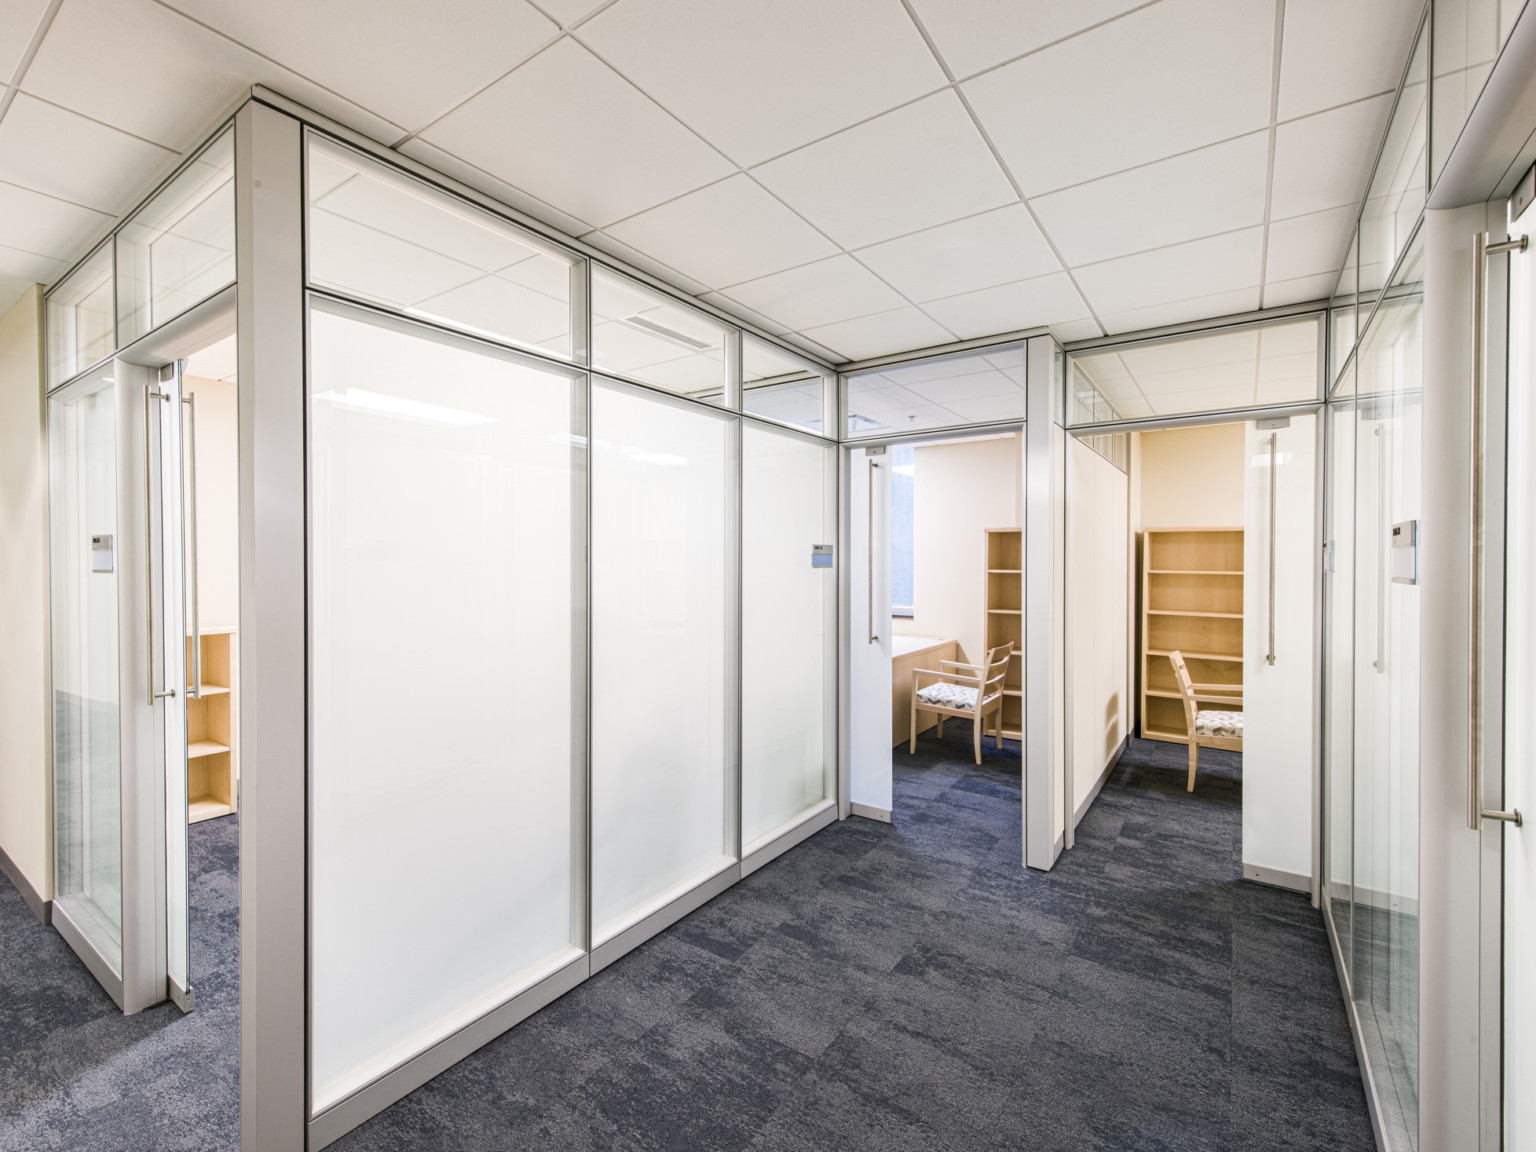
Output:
[{"xmin": 892, "ymin": 635, "xmax": 959, "ymax": 748}]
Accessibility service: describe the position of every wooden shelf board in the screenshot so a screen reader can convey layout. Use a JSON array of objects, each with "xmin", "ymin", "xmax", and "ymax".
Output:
[
  {"xmin": 987, "ymin": 569, "xmax": 1022, "ymax": 574},
  {"xmin": 1145, "ymin": 688, "xmax": 1243, "ymax": 701},
  {"xmin": 987, "ymin": 608, "xmax": 1022, "ymax": 615},
  {"xmin": 1147, "ymin": 609, "xmax": 1243, "ymax": 619},
  {"xmin": 190, "ymin": 684, "xmax": 230, "ymax": 696},
  {"xmin": 1149, "ymin": 569, "xmax": 1243, "ymax": 576},
  {"xmin": 1002, "ymin": 688, "xmax": 1022, "ymax": 697},
  {"xmin": 188, "ymin": 797, "xmax": 235, "ymax": 824},
  {"xmin": 188, "ymin": 739, "xmax": 230, "ymax": 759},
  {"xmin": 1147, "ymin": 648, "xmax": 1243, "ymax": 663}
]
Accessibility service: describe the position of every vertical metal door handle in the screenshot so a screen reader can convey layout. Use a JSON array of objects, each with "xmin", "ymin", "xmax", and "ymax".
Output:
[
  {"xmin": 144, "ymin": 383, "xmax": 175, "ymax": 704},
  {"xmin": 1470, "ymin": 231, "xmax": 1527, "ymax": 830},
  {"xmin": 1267, "ymin": 431, "xmax": 1277, "ymax": 666},
  {"xmin": 182, "ymin": 386, "xmax": 201, "ymax": 700},
  {"xmin": 868, "ymin": 461, "xmax": 879, "ymax": 645}
]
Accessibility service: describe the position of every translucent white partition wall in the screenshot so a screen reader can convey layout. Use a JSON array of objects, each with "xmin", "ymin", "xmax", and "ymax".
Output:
[
  {"xmin": 1323, "ymin": 369, "xmax": 1357, "ymax": 973},
  {"xmin": 743, "ymin": 335, "xmax": 830, "ymax": 434},
  {"xmin": 46, "ymin": 243, "xmax": 114, "ymax": 388},
  {"xmin": 741, "ymin": 424, "xmax": 836, "ymax": 852},
  {"xmin": 48, "ymin": 372, "xmax": 124, "ymax": 975},
  {"xmin": 845, "ymin": 345, "xmax": 1024, "ymax": 438},
  {"xmin": 116, "ymin": 127, "xmax": 234, "ymax": 345},
  {"xmin": 590, "ymin": 379, "xmax": 734, "ymax": 943},
  {"xmin": 307, "ymin": 301, "xmax": 586, "ymax": 1111}
]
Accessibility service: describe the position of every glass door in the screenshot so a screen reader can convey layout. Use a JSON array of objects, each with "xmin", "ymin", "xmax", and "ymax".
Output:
[{"xmin": 47, "ymin": 357, "xmax": 190, "ymax": 1014}]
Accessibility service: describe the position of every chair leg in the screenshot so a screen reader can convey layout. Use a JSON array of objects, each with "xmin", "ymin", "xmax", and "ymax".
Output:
[
  {"xmin": 1187, "ymin": 741, "xmax": 1199, "ymax": 792},
  {"xmin": 937, "ymin": 715, "xmax": 944, "ymax": 738},
  {"xmin": 994, "ymin": 706, "xmax": 1003, "ymax": 750},
  {"xmin": 973, "ymin": 714, "xmax": 982, "ymax": 764},
  {"xmin": 909, "ymin": 698, "xmax": 917, "ymax": 754}
]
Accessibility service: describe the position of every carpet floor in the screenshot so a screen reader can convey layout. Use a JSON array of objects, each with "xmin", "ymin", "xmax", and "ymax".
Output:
[{"xmin": 0, "ymin": 733, "xmax": 1373, "ymax": 1151}]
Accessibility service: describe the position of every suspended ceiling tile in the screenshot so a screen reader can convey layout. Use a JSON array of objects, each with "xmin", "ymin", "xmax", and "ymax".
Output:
[
  {"xmin": 1256, "ymin": 349, "xmax": 1319, "ymax": 384},
  {"xmin": 606, "ymin": 175, "xmax": 839, "ymax": 289},
  {"xmin": 0, "ymin": 286, "xmax": 24, "ymax": 316},
  {"xmin": 697, "ymin": 292, "xmax": 793, "ymax": 337},
  {"xmin": 579, "ymin": 229, "xmax": 712, "ymax": 298},
  {"xmin": 1146, "ymin": 383, "xmax": 1257, "ymax": 414},
  {"xmin": 776, "ymin": 329, "xmax": 846, "ymax": 365},
  {"xmin": 918, "ymin": 272, "xmax": 1091, "ymax": 340},
  {"xmin": 1263, "ymin": 204, "xmax": 1358, "ymax": 283},
  {"xmin": 1117, "ymin": 328, "xmax": 1259, "ymax": 375},
  {"xmin": 1264, "ymin": 272, "xmax": 1339, "ymax": 306},
  {"xmin": 800, "ymin": 305, "xmax": 955, "ymax": 362},
  {"xmin": 395, "ymin": 138, "xmax": 597, "ymax": 240},
  {"xmin": 722, "ymin": 254, "xmax": 907, "ymax": 333},
  {"xmin": 962, "ymin": 0, "xmax": 1273, "ymax": 196},
  {"xmin": 1276, "ymin": 0, "xmax": 1423, "ymax": 122},
  {"xmin": 22, "ymin": 0, "xmax": 406, "ymax": 154},
  {"xmin": 0, "ymin": 0, "xmax": 49, "ymax": 79},
  {"xmin": 1269, "ymin": 94, "xmax": 1393, "ymax": 220},
  {"xmin": 0, "ymin": 180, "xmax": 112, "ymax": 259},
  {"xmin": 1032, "ymin": 133, "xmax": 1269, "ymax": 268},
  {"xmin": 0, "ymin": 240, "xmax": 66, "ymax": 285},
  {"xmin": 853, "ymin": 203, "xmax": 1058, "ymax": 303},
  {"xmin": 1098, "ymin": 287, "xmax": 1261, "ymax": 336},
  {"xmin": 309, "ymin": 210, "xmax": 484, "ymax": 307},
  {"xmin": 1259, "ymin": 318, "xmax": 1323, "ymax": 355},
  {"xmin": 577, "ymin": 0, "xmax": 945, "ymax": 168},
  {"xmin": 906, "ymin": 0, "xmax": 1147, "ymax": 81},
  {"xmin": 750, "ymin": 91, "xmax": 1017, "ymax": 251},
  {"xmin": 1052, "ymin": 317, "xmax": 1103, "ymax": 342},
  {"xmin": 0, "ymin": 94, "xmax": 175, "ymax": 215},
  {"xmin": 160, "ymin": 0, "xmax": 557, "ymax": 132},
  {"xmin": 422, "ymin": 39, "xmax": 735, "ymax": 230},
  {"xmin": 1074, "ymin": 228, "xmax": 1262, "ymax": 318},
  {"xmin": 534, "ymin": 0, "xmax": 607, "ymax": 25}
]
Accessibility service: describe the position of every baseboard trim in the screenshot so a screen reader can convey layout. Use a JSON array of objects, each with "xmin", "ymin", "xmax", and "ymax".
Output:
[
  {"xmin": 1242, "ymin": 863, "xmax": 1311, "ymax": 893},
  {"xmin": 849, "ymin": 802, "xmax": 892, "ymax": 824},
  {"xmin": 0, "ymin": 842, "xmax": 49, "ymax": 925},
  {"xmin": 1323, "ymin": 902, "xmax": 1395, "ymax": 1152},
  {"xmin": 742, "ymin": 803, "xmax": 837, "ymax": 878},
  {"xmin": 1072, "ymin": 735, "xmax": 1127, "ymax": 829}
]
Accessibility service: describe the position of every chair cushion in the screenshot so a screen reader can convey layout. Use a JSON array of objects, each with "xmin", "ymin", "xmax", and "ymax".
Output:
[
  {"xmin": 916, "ymin": 682, "xmax": 977, "ymax": 710},
  {"xmin": 1195, "ymin": 710, "xmax": 1243, "ymax": 737}
]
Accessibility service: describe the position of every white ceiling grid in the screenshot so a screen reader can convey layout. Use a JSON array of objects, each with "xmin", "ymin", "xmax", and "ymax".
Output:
[{"xmin": 0, "ymin": 0, "xmax": 1423, "ymax": 362}]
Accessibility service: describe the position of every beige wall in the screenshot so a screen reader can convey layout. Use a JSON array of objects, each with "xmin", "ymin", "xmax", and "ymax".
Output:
[
  {"xmin": 892, "ymin": 434, "xmax": 1022, "ymax": 666},
  {"xmin": 184, "ymin": 376, "xmax": 239, "ymax": 629},
  {"xmin": 1137, "ymin": 422, "xmax": 1245, "ymax": 529},
  {"xmin": 0, "ymin": 287, "xmax": 51, "ymax": 906}
]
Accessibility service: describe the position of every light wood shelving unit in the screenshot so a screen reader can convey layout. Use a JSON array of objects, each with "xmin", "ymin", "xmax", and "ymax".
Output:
[
  {"xmin": 186, "ymin": 628, "xmax": 238, "ymax": 823},
  {"xmin": 983, "ymin": 528, "xmax": 1024, "ymax": 740},
  {"xmin": 1140, "ymin": 528, "xmax": 1243, "ymax": 745}
]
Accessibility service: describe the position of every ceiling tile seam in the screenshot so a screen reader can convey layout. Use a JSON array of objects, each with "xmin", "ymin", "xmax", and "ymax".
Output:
[
  {"xmin": 389, "ymin": 28, "xmax": 569, "ymax": 149},
  {"xmin": 1113, "ymin": 349, "xmax": 1155, "ymax": 415},
  {"xmin": 893, "ymin": 0, "xmax": 1104, "ymax": 337},
  {"xmin": 949, "ymin": 0, "xmax": 1166, "ymax": 90},
  {"xmin": 1068, "ymin": 220, "xmax": 1269, "ymax": 273},
  {"xmin": 1255, "ymin": 0, "xmax": 1287, "ymax": 312},
  {"xmin": 11, "ymin": 88, "xmax": 181, "ymax": 155},
  {"xmin": 144, "ymin": 0, "xmax": 409, "ymax": 139},
  {"xmin": 915, "ymin": 266, "xmax": 1080, "ymax": 309},
  {"xmin": 526, "ymin": 0, "xmax": 625, "ymax": 33},
  {"xmin": 0, "ymin": 0, "xmax": 63, "ymax": 131}
]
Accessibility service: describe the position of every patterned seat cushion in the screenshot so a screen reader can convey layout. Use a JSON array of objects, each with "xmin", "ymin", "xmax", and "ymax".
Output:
[
  {"xmin": 916, "ymin": 682, "xmax": 978, "ymax": 710},
  {"xmin": 1195, "ymin": 710, "xmax": 1243, "ymax": 737}
]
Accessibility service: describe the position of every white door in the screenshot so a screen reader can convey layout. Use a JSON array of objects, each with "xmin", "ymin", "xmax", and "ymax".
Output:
[{"xmin": 1242, "ymin": 414, "xmax": 1319, "ymax": 892}]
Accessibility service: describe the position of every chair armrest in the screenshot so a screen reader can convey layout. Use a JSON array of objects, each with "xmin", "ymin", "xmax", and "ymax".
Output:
[
  {"xmin": 1194, "ymin": 695, "xmax": 1243, "ymax": 706},
  {"xmin": 912, "ymin": 668, "xmax": 981, "ymax": 686},
  {"xmin": 938, "ymin": 660, "xmax": 983, "ymax": 673},
  {"xmin": 1191, "ymin": 683, "xmax": 1242, "ymax": 694}
]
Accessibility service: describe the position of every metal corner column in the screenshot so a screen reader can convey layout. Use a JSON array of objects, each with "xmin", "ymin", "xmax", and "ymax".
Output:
[
  {"xmin": 235, "ymin": 98, "xmax": 308, "ymax": 1152},
  {"xmin": 1023, "ymin": 335, "xmax": 1064, "ymax": 871}
]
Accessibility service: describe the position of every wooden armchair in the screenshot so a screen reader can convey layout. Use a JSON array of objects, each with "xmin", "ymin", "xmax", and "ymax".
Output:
[
  {"xmin": 1169, "ymin": 649, "xmax": 1243, "ymax": 791},
  {"xmin": 909, "ymin": 641, "xmax": 1014, "ymax": 764}
]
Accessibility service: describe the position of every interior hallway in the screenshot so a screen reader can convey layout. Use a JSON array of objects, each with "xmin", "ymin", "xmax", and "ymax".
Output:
[
  {"xmin": 330, "ymin": 734, "xmax": 1371, "ymax": 1151},
  {"xmin": 0, "ymin": 816, "xmax": 238, "ymax": 1151}
]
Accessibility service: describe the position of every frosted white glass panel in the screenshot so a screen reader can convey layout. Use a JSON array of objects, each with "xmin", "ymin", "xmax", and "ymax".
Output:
[
  {"xmin": 307, "ymin": 137, "xmax": 579, "ymax": 360},
  {"xmin": 591, "ymin": 380, "xmax": 732, "ymax": 941},
  {"xmin": 47, "ymin": 243, "xmax": 114, "ymax": 387},
  {"xmin": 847, "ymin": 345, "xmax": 1023, "ymax": 438},
  {"xmin": 592, "ymin": 269, "xmax": 729, "ymax": 403},
  {"xmin": 742, "ymin": 425, "xmax": 835, "ymax": 850},
  {"xmin": 308, "ymin": 304, "xmax": 584, "ymax": 1112},
  {"xmin": 117, "ymin": 128, "xmax": 234, "ymax": 344},
  {"xmin": 743, "ymin": 336, "xmax": 828, "ymax": 434},
  {"xmin": 48, "ymin": 371, "xmax": 123, "ymax": 973}
]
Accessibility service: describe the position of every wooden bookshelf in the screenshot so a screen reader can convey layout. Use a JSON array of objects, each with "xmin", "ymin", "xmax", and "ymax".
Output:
[
  {"xmin": 186, "ymin": 628, "xmax": 238, "ymax": 823},
  {"xmin": 983, "ymin": 528, "xmax": 1024, "ymax": 740},
  {"xmin": 1140, "ymin": 528, "xmax": 1243, "ymax": 744}
]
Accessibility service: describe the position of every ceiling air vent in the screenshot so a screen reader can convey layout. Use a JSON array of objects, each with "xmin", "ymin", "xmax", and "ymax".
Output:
[{"xmin": 620, "ymin": 314, "xmax": 712, "ymax": 351}]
